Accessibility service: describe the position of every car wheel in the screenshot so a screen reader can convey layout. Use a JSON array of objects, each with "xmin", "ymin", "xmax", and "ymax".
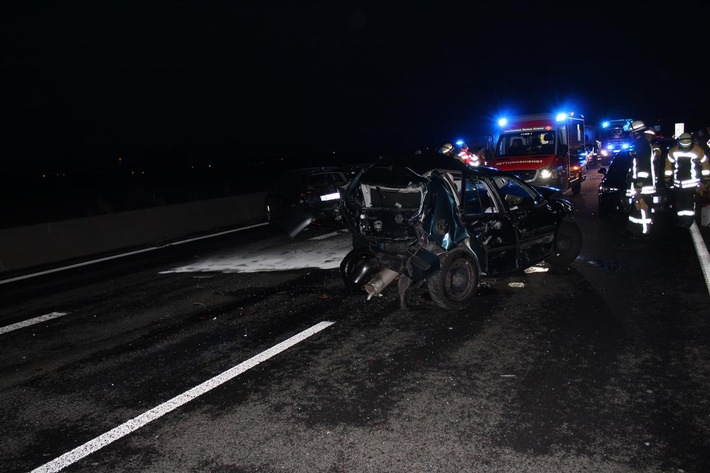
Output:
[
  {"xmin": 340, "ymin": 247, "xmax": 381, "ymax": 293},
  {"xmin": 426, "ymin": 248, "xmax": 479, "ymax": 309},
  {"xmin": 546, "ymin": 219, "xmax": 582, "ymax": 268}
]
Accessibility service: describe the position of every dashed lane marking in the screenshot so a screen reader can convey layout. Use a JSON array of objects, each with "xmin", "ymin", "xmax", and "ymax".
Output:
[
  {"xmin": 0, "ymin": 311, "xmax": 68, "ymax": 335},
  {"xmin": 30, "ymin": 320, "xmax": 335, "ymax": 473}
]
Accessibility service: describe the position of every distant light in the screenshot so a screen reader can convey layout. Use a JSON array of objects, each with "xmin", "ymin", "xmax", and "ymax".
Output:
[
  {"xmin": 602, "ymin": 121, "xmax": 610, "ymax": 128},
  {"xmin": 498, "ymin": 118, "xmax": 508, "ymax": 127},
  {"xmin": 555, "ymin": 112, "xmax": 568, "ymax": 122},
  {"xmin": 455, "ymin": 139, "xmax": 464, "ymax": 146}
]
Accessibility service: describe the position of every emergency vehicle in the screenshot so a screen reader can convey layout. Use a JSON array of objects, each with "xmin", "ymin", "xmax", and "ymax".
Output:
[
  {"xmin": 597, "ymin": 118, "xmax": 634, "ymax": 164},
  {"xmin": 488, "ymin": 112, "xmax": 587, "ymax": 195}
]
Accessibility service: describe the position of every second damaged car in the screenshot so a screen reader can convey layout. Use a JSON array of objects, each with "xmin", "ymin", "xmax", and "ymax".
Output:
[{"xmin": 338, "ymin": 152, "xmax": 582, "ymax": 309}]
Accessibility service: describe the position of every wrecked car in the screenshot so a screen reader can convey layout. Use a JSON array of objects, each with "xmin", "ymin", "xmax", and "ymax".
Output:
[
  {"xmin": 265, "ymin": 166, "xmax": 350, "ymax": 237},
  {"xmin": 338, "ymin": 152, "xmax": 583, "ymax": 309}
]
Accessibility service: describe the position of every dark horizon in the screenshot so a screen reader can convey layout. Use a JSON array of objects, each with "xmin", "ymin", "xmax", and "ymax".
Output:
[{"xmin": 2, "ymin": 2, "xmax": 709, "ymax": 167}]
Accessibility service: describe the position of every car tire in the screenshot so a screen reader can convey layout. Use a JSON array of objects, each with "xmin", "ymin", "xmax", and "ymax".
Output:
[
  {"xmin": 427, "ymin": 248, "xmax": 479, "ymax": 309},
  {"xmin": 546, "ymin": 219, "xmax": 582, "ymax": 268},
  {"xmin": 340, "ymin": 247, "xmax": 381, "ymax": 293}
]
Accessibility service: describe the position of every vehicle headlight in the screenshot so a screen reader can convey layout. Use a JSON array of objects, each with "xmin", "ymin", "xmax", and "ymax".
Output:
[
  {"xmin": 540, "ymin": 168, "xmax": 553, "ymax": 179},
  {"xmin": 600, "ymin": 150, "xmax": 609, "ymax": 157},
  {"xmin": 599, "ymin": 186, "xmax": 620, "ymax": 193}
]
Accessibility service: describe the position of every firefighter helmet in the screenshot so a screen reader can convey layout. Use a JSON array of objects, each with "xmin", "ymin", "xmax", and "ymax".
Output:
[
  {"xmin": 440, "ymin": 142, "xmax": 455, "ymax": 155},
  {"xmin": 629, "ymin": 120, "xmax": 646, "ymax": 133},
  {"xmin": 677, "ymin": 132, "xmax": 693, "ymax": 148},
  {"xmin": 644, "ymin": 127, "xmax": 656, "ymax": 136}
]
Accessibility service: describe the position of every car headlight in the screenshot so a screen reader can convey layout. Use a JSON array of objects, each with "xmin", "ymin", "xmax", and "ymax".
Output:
[{"xmin": 540, "ymin": 168, "xmax": 553, "ymax": 179}]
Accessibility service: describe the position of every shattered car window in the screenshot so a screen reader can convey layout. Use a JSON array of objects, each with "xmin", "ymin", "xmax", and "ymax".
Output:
[
  {"xmin": 463, "ymin": 177, "xmax": 498, "ymax": 216},
  {"xmin": 493, "ymin": 176, "xmax": 537, "ymax": 210}
]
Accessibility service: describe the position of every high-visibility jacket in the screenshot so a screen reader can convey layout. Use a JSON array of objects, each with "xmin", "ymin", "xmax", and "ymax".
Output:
[
  {"xmin": 627, "ymin": 136, "xmax": 656, "ymax": 196},
  {"xmin": 664, "ymin": 144, "xmax": 710, "ymax": 189}
]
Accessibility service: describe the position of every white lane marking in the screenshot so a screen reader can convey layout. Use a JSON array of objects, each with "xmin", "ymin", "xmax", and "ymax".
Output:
[
  {"xmin": 689, "ymin": 222, "xmax": 710, "ymax": 295},
  {"xmin": 0, "ymin": 311, "xmax": 68, "ymax": 335},
  {"xmin": 30, "ymin": 320, "xmax": 335, "ymax": 473},
  {"xmin": 0, "ymin": 223, "xmax": 269, "ymax": 285}
]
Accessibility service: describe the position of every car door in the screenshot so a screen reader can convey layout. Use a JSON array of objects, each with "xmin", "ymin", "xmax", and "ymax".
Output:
[
  {"xmin": 460, "ymin": 176, "xmax": 518, "ymax": 275},
  {"xmin": 493, "ymin": 176, "xmax": 557, "ymax": 268}
]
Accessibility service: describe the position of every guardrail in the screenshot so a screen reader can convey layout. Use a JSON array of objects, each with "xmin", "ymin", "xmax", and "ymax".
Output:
[{"xmin": 0, "ymin": 192, "xmax": 267, "ymax": 274}]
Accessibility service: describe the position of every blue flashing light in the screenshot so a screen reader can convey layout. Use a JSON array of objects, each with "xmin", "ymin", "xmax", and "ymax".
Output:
[
  {"xmin": 622, "ymin": 143, "xmax": 630, "ymax": 149},
  {"xmin": 498, "ymin": 118, "xmax": 508, "ymax": 127},
  {"xmin": 555, "ymin": 112, "xmax": 568, "ymax": 122},
  {"xmin": 602, "ymin": 121, "xmax": 610, "ymax": 128},
  {"xmin": 455, "ymin": 139, "xmax": 465, "ymax": 146}
]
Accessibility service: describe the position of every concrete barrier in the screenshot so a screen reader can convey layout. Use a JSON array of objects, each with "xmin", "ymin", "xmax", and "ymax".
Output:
[{"xmin": 0, "ymin": 192, "xmax": 267, "ymax": 274}]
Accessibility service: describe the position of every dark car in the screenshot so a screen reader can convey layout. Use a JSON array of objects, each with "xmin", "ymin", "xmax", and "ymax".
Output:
[
  {"xmin": 597, "ymin": 151, "xmax": 633, "ymax": 216},
  {"xmin": 265, "ymin": 166, "xmax": 349, "ymax": 237},
  {"xmin": 597, "ymin": 150, "xmax": 675, "ymax": 219},
  {"xmin": 338, "ymin": 152, "xmax": 583, "ymax": 309}
]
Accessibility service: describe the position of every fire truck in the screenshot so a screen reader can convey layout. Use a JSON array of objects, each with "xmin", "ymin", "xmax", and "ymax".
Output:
[
  {"xmin": 596, "ymin": 118, "xmax": 634, "ymax": 165},
  {"xmin": 488, "ymin": 112, "xmax": 587, "ymax": 195}
]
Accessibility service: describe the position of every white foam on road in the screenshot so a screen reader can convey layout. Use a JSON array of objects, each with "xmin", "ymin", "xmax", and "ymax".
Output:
[
  {"xmin": 30, "ymin": 320, "xmax": 336, "ymax": 473},
  {"xmin": 159, "ymin": 230, "xmax": 352, "ymax": 274}
]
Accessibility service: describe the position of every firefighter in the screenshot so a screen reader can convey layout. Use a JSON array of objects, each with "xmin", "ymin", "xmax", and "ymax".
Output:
[
  {"xmin": 457, "ymin": 144, "xmax": 472, "ymax": 165},
  {"xmin": 625, "ymin": 120, "xmax": 656, "ymax": 236},
  {"xmin": 469, "ymin": 146, "xmax": 485, "ymax": 167},
  {"xmin": 664, "ymin": 132, "xmax": 710, "ymax": 228}
]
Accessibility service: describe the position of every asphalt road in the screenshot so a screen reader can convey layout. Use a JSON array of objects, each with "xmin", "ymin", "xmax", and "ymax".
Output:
[{"xmin": 1, "ymin": 169, "xmax": 709, "ymax": 473}]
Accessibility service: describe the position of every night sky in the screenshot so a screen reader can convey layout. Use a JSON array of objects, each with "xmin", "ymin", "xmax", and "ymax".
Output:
[{"xmin": 2, "ymin": 1, "xmax": 708, "ymax": 166}]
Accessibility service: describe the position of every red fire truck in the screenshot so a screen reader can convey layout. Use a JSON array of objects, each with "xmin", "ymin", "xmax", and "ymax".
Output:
[{"xmin": 487, "ymin": 112, "xmax": 587, "ymax": 195}]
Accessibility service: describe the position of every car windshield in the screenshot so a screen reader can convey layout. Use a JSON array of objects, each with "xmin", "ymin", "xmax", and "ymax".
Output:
[
  {"xmin": 600, "ymin": 126, "xmax": 630, "ymax": 142},
  {"xmin": 495, "ymin": 131, "xmax": 556, "ymax": 157}
]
